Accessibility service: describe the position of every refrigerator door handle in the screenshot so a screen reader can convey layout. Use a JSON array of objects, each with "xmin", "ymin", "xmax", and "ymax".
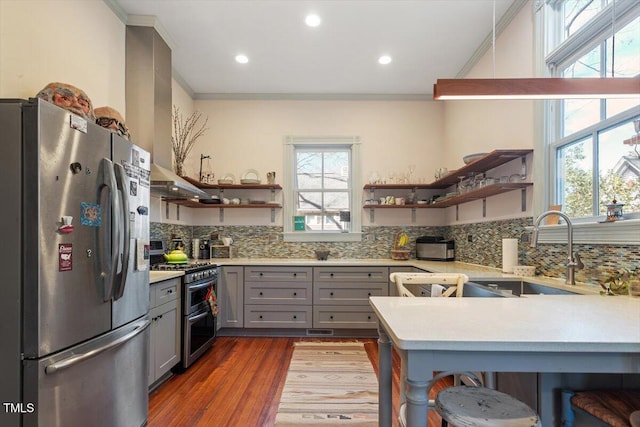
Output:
[
  {"xmin": 97, "ymin": 158, "xmax": 120, "ymax": 301},
  {"xmin": 112, "ymin": 163, "xmax": 131, "ymax": 300},
  {"xmin": 44, "ymin": 319, "xmax": 150, "ymax": 375}
]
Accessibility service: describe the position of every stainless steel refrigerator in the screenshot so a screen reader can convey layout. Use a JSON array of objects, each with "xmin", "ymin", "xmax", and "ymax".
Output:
[{"xmin": 0, "ymin": 98, "xmax": 151, "ymax": 427}]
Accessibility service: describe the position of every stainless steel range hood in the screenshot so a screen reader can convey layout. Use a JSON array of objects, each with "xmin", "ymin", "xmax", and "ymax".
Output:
[
  {"xmin": 150, "ymin": 163, "xmax": 209, "ymax": 199},
  {"xmin": 126, "ymin": 25, "xmax": 208, "ymax": 200}
]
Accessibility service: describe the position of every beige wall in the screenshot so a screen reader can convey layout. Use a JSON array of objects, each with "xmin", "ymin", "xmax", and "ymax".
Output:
[
  {"xmin": 0, "ymin": 0, "xmax": 126, "ymax": 114},
  {"xmin": 443, "ymin": 2, "xmax": 535, "ymax": 170}
]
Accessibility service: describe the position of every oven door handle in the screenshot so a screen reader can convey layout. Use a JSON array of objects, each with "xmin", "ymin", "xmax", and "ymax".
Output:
[
  {"xmin": 189, "ymin": 281, "xmax": 214, "ymax": 292},
  {"xmin": 188, "ymin": 310, "xmax": 211, "ymax": 324}
]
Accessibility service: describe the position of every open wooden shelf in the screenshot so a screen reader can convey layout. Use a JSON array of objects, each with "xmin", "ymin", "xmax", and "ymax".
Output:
[
  {"xmin": 165, "ymin": 199, "xmax": 281, "ymax": 209},
  {"xmin": 181, "ymin": 175, "xmax": 282, "ymax": 190}
]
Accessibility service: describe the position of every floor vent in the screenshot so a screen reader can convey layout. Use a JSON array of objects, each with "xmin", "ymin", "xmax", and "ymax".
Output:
[{"xmin": 306, "ymin": 329, "xmax": 334, "ymax": 336}]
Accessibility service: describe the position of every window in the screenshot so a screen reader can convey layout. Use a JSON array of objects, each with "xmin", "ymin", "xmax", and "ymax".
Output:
[
  {"xmin": 545, "ymin": 1, "xmax": 640, "ymax": 221},
  {"xmin": 283, "ymin": 136, "xmax": 361, "ymax": 242}
]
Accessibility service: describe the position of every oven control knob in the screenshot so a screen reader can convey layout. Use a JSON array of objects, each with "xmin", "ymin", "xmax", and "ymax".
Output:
[{"xmin": 203, "ymin": 270, "xmax": 210, "ymax": 278}]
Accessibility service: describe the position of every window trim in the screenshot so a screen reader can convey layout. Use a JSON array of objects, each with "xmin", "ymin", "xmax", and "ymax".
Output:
[{"xmin": 282, "ymin": 136, "xmax": 362, "ymax": 242}]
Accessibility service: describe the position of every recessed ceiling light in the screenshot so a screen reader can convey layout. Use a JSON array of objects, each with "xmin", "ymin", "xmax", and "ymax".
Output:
[
  {"xmin": 235, "ymin": 54, "xmax": 249, "ymax": 64},
  {"xmin": 378, "ymin": 55, "xmax": 392, "ymax": 65},
  {"xmin": 305, "ymin": 13, "xmax": 321, "ymax": 27}
]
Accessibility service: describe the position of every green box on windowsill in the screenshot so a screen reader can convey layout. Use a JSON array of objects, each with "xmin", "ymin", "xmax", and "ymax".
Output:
[{"xmin": 294, "ymin": 216, "xmax": 305, "ymax": 231}]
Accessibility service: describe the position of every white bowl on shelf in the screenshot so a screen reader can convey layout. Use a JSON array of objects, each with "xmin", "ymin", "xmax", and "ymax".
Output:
[{"xmin": 463, "ymin": 153, "xmax": 488, "ymax": 164}]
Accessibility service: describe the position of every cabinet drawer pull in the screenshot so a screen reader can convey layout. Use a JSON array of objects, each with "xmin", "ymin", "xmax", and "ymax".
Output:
[
  {"xmin": 167, "ymin": 289, "xmax": 173, "ymax": 294},
  {"xmin": 367, "ymin": 292, "xmax": 372, "ymax": 296},
  {"xmin": 330, "ymin": 273, "xmax": 334, "ymax": 277},
  {"xmin": 293, "ymin": 273, "xmax": 297, "ymax": 277},
  {"xmin": 293, "ymin": 315, "xmax": 297, "ymax": 319},
  {"xmin": 368, "ymin": 315, "xmax": 372, "ymax": 320},
  {"xmin": 293, "ymin": 292, "xmax": 297, "ymax": 296},
  {"xmin": 259, "ymin": 315, "xmax": 263, "ymax": 319},
  {"xmin": 259, "ymin": 292, "xmax": 263, "ymax": 296},
  {"xmin": 368, "ymin": 273, "xmax": 372, "ymax": 277},
  {"xmin": 259, "ymin": 272, "xmax": 263, "ymax": 276},
  {"xmin": 330, "ymin": 292, "xmax": 334, "ymax": 296},
  {"xmin": 330, "ymin": 315, "xmax": 334, "ymax": 320}
]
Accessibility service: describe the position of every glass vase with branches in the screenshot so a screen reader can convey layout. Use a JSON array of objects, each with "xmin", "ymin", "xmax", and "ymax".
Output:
[{"xmin": 172, "ymin": 105, "xmax": 209, "ymax": 176}]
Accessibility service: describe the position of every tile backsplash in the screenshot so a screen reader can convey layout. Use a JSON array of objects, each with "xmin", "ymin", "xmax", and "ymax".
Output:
[{"xmin": 151, "ymin": 218, "xmax": 639, "ymax": 286}]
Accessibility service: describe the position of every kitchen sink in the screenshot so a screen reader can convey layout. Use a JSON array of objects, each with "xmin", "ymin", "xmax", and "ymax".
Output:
[
  {"xmin": 468, "ymin": 280, "xmax": 579, "ymax": 296},
  {"xmin": 461, "ymin": 282, "xmax": 517, "ymax": 298}
]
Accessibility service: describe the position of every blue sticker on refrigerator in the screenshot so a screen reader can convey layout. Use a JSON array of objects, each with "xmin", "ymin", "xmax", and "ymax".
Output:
[{"xmin": 80, "ymin": 202, "xmax": 101, "ymax": 226}]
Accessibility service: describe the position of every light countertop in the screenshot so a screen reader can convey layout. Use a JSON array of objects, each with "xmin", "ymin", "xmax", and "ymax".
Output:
[
  {"xmin": 149, "ymin": 270, "xmax": 184, "ymax": 284},
  {"xmin": 369, "ymin": 295, "xmax": 640, "ymax": 353}
]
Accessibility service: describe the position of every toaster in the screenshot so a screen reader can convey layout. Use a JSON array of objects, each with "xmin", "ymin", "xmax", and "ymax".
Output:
[{"xmin": 416, "ymin": 236, "xmax": 455, "ymax": 261}]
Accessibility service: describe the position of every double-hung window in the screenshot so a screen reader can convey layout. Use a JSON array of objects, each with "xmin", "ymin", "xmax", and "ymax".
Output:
[
  {"xmin": 283, "ymin": 136, "xmax": 362, "ymax": 242},
  {"xmin": 541, "ymin": 1, "xmax": 640, "ymax": 236}
]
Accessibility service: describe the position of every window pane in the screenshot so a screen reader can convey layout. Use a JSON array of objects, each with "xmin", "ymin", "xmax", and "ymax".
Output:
[
  {"xmin": 296, "ymin": 152, "xmax": 322, "ymax": 189},
  {"xmin": 323, "ymin": 191, "xmax": 349, "ymax": 212},
  {"xmin": 563, "ymin": 0, "xmax": 606, "ymax": 39},
  {"xmin": 323, "ymin": 151, "xmax": 349, "ymax": 189},
  {"xmin": 563, "ymin": 99, "xmax": 601, "ymax": 136},
  {"xmin": 608, "ymin": 17, "xmax": 640, "ymax": 78},
  {"xmin": 606, "ymin": 17, "xmax": 640, "ymax": 117},
  {"xmin": 557, "ymin": 138, "xmax": 594, "ymax": 218},
  {"xmin": 561, "ymin": 45, "xmax": 602, "ymax": 136},
  {"xmin": 296, "ymin": 191, "xmax": 321, "ymax": 214},
  {"xmin": 597, "ymin": 120, "xmax": 640, "ymax": 215}
]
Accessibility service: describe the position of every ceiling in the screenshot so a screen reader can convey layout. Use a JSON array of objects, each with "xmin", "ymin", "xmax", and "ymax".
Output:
[{"xmin": 111, "ymin": 0, "xmax": 521, "ymax": 99}]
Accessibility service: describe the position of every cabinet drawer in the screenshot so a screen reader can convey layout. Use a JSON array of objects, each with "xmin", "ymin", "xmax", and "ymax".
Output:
[
  {"xmin": 245, "ymin": 266, "xmax": 312, "ymax": 282},
  {"xmin": 313, "ymin": 306, "xmax": 377, "ymax": 329},
  {"xmin": 314, "ymin": 282, "xmax": 388, "ymax": 305},
  {"xmin": 151, "ymin": 278, "xmax": 180, "ymax": 308},
  {"xmin": 245, "ymin": 282, "xmax": 312, "ymax": 305},
  {"xmin": 244, "ymin": 305, "xmax": 312, "ymax": 328},
  {"xmin": 314, "ymin": 267, "xmax": 389, "ymax": 283}
]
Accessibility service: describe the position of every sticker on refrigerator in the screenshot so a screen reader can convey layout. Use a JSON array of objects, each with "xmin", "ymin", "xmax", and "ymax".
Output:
[
  {"xmin": 130, "ymin": 180, "xmax": 138, "ymax": 196},
  {"xmin": 59, "ymin": 244, "xmax": 73, "ymax": 271},
  {"xmin": 80, "ymin": 202, "xmax": 101, "ymax": 227}
]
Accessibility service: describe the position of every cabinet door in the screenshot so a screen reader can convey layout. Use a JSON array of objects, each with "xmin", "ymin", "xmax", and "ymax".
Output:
[
  {"xmin": 219, "ymin": 266, "xmax": 244, "ymax": 328},
  {"xmin": 314, "ymin": 282, "xmax": 388, "ymax": 305},
  {"xmin": 152, "ymin": 300, "xmax": 179, "ymax": 382},
  {"xmin": 244, "ymin": 282, "xmax": 312, "ymax": 305},
  {"xmin": 244, "ymin": 305, "xmax": 312, "ymax": 328},
  {"xmin": 245, "ymin": 266, "xmax": 312, "ymax": 282},
  {"xmin": 314, "ymin": 266, "xmax": 389, "ymax": 282},
  {"xmin": 313, "ymin": 306, "xmax": 378, "ymax": 329}
]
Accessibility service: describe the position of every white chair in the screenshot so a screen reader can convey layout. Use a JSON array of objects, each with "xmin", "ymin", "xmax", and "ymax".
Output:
[{"xmin": 389, "ymin": 272, "xmax": 468, "ymax": 298}]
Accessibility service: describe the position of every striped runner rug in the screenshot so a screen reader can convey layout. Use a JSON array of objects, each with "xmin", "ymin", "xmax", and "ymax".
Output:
[{"xmin": 274, "ymin": 342, "xmax": 379, "ymax": 426}]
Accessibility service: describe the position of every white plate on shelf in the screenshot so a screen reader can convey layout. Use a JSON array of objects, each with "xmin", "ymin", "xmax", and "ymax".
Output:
[
  {"xmin": 218, "ymin": 173, "xmax": 235, "ymax": 185},
  {"xmin": 240, "ymin": 169, "xmax": 261, "ymax": 184},
  {"xmin": 241, "ymin": 169, "xmax": 260, "ymax": 180}
]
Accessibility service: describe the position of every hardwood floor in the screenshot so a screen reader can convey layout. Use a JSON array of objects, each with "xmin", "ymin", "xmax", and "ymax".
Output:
[{"xmin": 148, "ymin": 336, "xmax": 450, "ymax": 427}]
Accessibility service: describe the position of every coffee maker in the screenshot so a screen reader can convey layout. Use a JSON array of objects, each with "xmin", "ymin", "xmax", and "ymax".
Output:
[{"xmin": 198, "ymin": 239, "xmax": 211, "ymax": 260}]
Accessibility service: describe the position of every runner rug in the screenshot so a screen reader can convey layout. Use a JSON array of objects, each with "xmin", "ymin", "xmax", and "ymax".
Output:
[{"xmin": 274, "ymin": 342, "xmax": 379, "ymax": 426}]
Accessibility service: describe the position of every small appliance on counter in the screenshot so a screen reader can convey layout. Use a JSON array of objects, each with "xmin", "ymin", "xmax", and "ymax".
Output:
[
  {"xmin": 199, "ymin": 239, "xmax": 211, "ymax": 260},
  {"xmin": 416, "ymin": 236, "xmax": 455, "ymax": 261}
]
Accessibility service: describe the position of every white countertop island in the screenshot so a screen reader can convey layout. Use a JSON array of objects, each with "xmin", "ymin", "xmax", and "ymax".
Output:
[{"xmin": 369, "ymin": 295, "xmax": 640, "ymax": 427}]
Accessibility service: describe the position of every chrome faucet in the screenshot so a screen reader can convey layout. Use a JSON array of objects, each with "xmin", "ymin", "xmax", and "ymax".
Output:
[{"xmin": 531, "ymin": 210, "xmax": 584, "ymax": 285}]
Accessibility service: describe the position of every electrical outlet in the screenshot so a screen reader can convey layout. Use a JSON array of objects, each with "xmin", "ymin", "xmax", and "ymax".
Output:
[
  {"xmin": 521, "ymin": 233, "xmax": 530, "ymax": 243},
  {"xmin": 366, "ymin": 234, "xmax": 375, "ymax": 242},
  {"xmin": 269, "ymin": 234, "xmax": 279, "ymax": 243},
  {"xmin": 467, "ymin": 234, "xmax": 473, "ymax": 243}
]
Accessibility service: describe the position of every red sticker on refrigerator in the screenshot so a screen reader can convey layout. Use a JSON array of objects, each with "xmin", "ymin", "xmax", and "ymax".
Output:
[{"xmin": 59, "ymin": 243, "xmax": 72, "ymax": 271}]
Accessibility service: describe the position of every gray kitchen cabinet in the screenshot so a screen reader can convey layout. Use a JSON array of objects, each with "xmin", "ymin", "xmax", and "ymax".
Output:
[
  {"xmin": 149, "ymin": 278, "xmax": 181, "ymax": 388},
  {"xmin": 219, "ymin": 266, "xmax": 244, "ymax": 328},
  {"xmin": 313, "ymin": 267, "xmax": 389, "ymax": 329},
  {"xmin": 244, "ymin": 266, "xmax": 313, "ymax": 328}
]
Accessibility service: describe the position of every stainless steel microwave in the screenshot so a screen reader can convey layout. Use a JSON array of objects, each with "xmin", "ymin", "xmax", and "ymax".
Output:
[{"xmin": 416, "ymin": 237, "xmax": 455, "ymax": 261}]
